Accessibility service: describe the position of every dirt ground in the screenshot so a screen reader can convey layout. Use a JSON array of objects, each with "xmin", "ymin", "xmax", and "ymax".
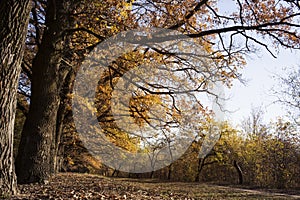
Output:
[{"xmin": 11, "ymin": 173, "xmax": 300, "ymax": 199}]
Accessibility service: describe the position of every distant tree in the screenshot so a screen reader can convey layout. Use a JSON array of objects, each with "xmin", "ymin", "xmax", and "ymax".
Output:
[
  {"xmin": 241, "ymin": 107, "xmax": 268, "ymax": 140},
  {"xmin": 0, "ymin": 0, "xmax": 31, "ymax": 196},
  {"xmin": 196, "ymin": 121, "xmax": 244, "ymax": 184},
  {"xmin": 240, "ymin": 115, "xmax": 300, "ymax": 188},
  {"xmin": 273, "ymin": 67, "xmax": 300, "ymax": 126}
]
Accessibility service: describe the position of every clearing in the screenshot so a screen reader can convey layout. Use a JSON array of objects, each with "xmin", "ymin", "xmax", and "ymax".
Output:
[{"xmin": 12, "ymin": 173, "xmax": 300, "ymax": 199}]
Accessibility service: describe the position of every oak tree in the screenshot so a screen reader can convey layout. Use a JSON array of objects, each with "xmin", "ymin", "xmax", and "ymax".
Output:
[{"xmin": 0, "ymin": 0, "xmax": 31, "ymax": 195}]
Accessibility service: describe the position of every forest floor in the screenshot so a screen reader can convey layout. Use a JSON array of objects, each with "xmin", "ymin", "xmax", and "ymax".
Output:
[{"xmin": 12, "ymin": 173, "xmax": 300, "ymax": 199}]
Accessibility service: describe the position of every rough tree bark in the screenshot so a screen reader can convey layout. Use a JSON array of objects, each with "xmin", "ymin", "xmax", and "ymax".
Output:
[
  {"xmin": 51, "ymin": 68, "xmax": 76, "ymax": 173},
  {"xmin": 0, "ymin": 0, "xmax": 31, "ymax": 195},
  {"xmin": 15, "ymin": 0, "xmax": 70, "ymax": 184}
]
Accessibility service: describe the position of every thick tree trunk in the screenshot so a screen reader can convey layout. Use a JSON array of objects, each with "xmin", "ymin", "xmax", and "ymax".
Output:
[
  {"xmin": 0, "ymin": 0, "xmax": 31, "ymax": 195},
  {"xmin": 15, "ymin": 0, "xmax": 69, "ymax": 184}
]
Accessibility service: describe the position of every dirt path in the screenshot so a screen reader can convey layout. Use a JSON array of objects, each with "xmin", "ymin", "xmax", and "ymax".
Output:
[{"xmin": 209, "ymin": 184, "xmax": 300, "ymax": 199}]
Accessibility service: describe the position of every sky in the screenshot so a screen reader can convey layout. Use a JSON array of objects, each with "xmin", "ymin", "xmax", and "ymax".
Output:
[{"xmin": 224, "ymin": 48, "xmax": 300, "ymax": 126}]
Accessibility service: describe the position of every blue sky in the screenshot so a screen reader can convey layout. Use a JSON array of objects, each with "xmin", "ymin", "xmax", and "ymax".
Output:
[{"xmin": 225, "ymin": 48, "xmax": 300, "ymax": 125}]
